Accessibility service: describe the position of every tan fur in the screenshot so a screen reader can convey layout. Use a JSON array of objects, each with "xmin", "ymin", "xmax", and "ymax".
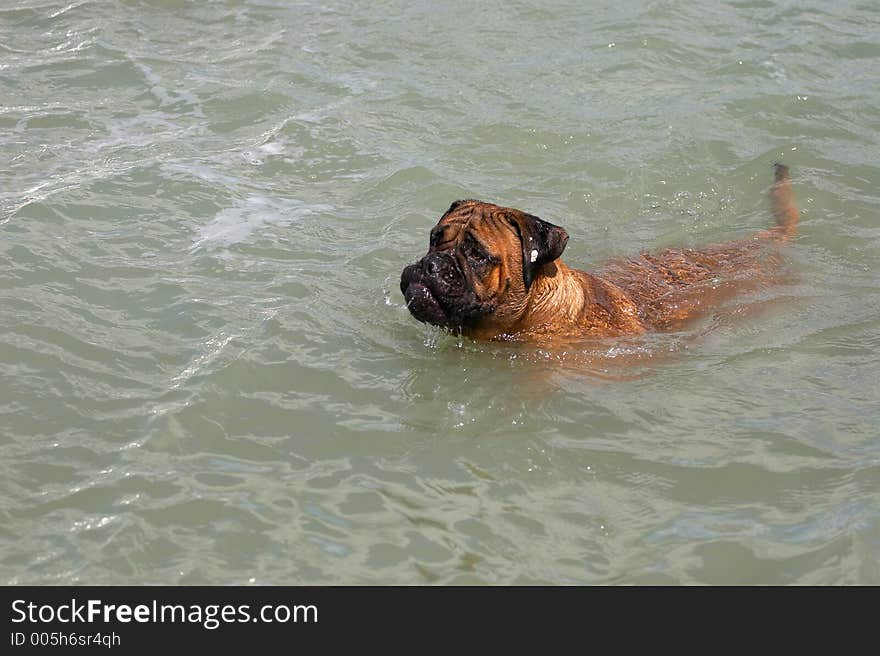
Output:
[{"xmin": 413, "ymin": 165, "xmax": 798, "ymax": 341}]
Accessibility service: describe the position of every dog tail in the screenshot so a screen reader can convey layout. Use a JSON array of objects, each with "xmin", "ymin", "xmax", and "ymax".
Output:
[{"xmin": 764, "ymin": 163, "xmax": 799, "ymax": 243}]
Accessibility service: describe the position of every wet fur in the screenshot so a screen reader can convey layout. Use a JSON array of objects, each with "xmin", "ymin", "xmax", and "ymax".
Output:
[{"xmin": 401, "ymin": 164, "xmax": 799, "ymax": 341}]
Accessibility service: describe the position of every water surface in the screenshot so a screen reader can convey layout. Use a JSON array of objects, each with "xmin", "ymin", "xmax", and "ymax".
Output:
[{"xmin": 1, "ymin": 0, "xmax": 879, "ymax": 584}]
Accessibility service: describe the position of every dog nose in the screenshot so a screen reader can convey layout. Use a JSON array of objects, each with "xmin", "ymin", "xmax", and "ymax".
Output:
[
  {"xmin": 424, "ymin": 252, "xmax": 460, "ymax": 284},
  {"xmin": 423, "ymin": 253, "xmax": 445, "ymax": 277}
]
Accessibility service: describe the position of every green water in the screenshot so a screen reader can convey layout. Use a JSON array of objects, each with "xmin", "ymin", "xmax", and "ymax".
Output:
[{"xmin": 1, "ymin": 0, "xmax": 878, "ymax": 584}]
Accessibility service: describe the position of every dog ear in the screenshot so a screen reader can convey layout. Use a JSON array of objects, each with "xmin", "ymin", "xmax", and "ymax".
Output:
[
  {"xmin": 444, "ymin": 200, "xmax": 466, "ymax": 215},
  {"xmin": 441, "ymin": 199, "xmax": 478, "ymax": 218},
  {"xmin": 508, "ymin": 211, "xmax": 569, "ymax": 289}
]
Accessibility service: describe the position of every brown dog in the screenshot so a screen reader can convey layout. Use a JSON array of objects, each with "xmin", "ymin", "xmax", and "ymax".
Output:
[{"xmin": 400, "ymin": 164, "xmax": 799, "ymax": 341}]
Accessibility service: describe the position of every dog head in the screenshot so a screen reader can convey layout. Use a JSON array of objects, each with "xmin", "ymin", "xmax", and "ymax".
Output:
[{"xmin": 400, "ymin": 200, "xmax": 569, "ymax": 336}]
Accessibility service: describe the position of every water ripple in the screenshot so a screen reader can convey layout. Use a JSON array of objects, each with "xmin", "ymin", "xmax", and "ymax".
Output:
[{"xmin": 1, "ymin": 0, "xmax": 879, "ymax": 585}]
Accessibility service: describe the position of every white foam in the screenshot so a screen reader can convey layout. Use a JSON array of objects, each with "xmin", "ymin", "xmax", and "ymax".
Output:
[
  {"xmin": 191, "ymin": 195, "xmax": 334, "ymax": 251},
  {"xmin": 132, "ymin": 60, "xmax": 206, "ymax": 118},
  {"xmin": 258, "ymin": 140, "xmax": 285, "ymax": 155}
]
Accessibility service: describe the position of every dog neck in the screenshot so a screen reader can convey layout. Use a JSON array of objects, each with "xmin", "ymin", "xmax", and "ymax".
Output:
[{"xmin": 513, "ymin": 260, "xmax": 645, "ymax": 338}]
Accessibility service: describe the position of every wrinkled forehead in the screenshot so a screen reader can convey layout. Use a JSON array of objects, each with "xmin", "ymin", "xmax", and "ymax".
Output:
[{"xmin": 435, "ymin": 201, "xmax": 513, "ymax": 242}]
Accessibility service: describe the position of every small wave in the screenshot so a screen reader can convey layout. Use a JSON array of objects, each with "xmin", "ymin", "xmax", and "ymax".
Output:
[
  {"xmin": 131, "ymin": 59, "xmax": 206, "ymax": 119},
  {"xmin": 191, "ymin": 196, "xmax": 334, "ymax": 252}
]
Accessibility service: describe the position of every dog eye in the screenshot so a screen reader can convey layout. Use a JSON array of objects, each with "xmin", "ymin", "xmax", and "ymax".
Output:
[
  {"xmin": 469, "ymin": 248, "xmax": 487, "ymax": 262},
  {"xmin": 465, "ymin": 242, "xmax": 493, "ymax": 267}
]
